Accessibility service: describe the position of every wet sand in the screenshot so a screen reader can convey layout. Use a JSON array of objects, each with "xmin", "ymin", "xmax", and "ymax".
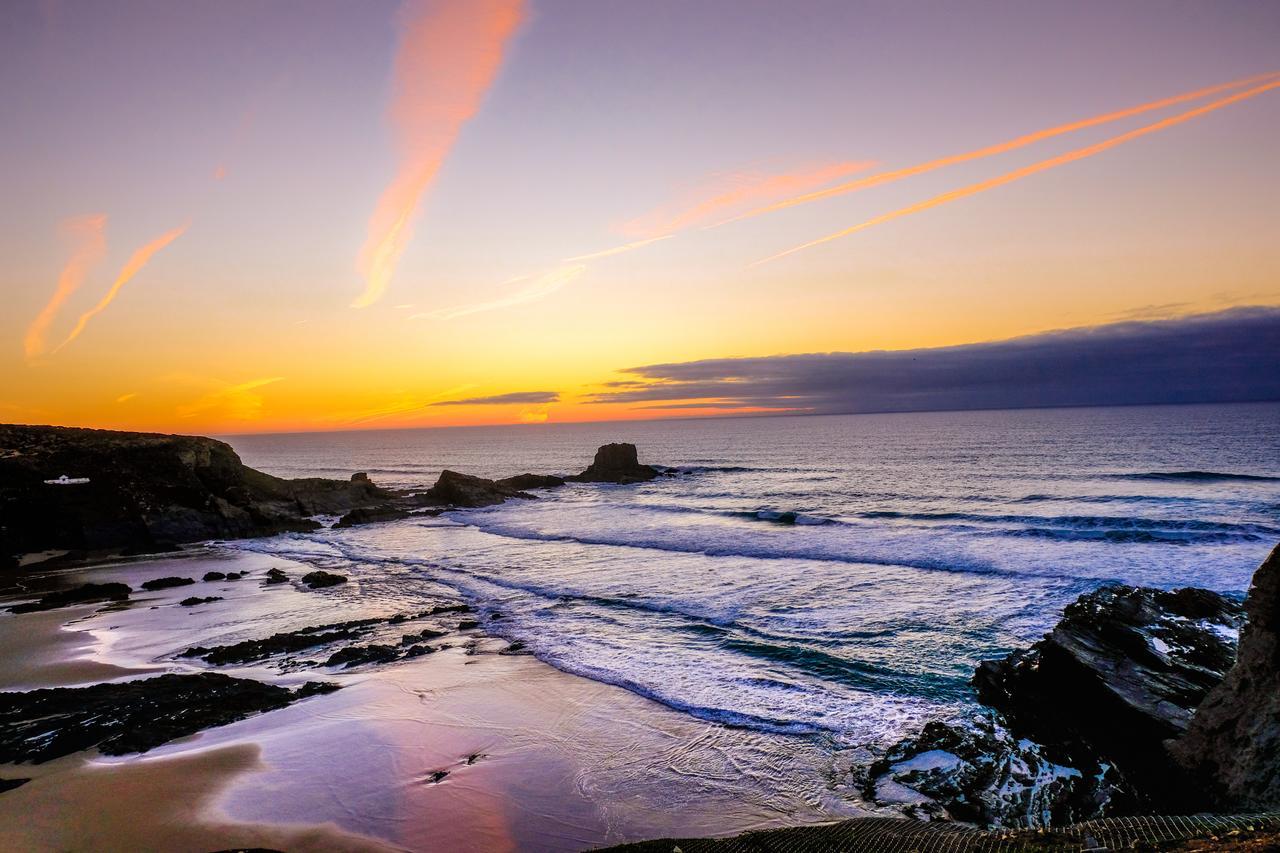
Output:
[{"xmin": 0, "ymin": 549, "xmax": 868, "ymax": 852}]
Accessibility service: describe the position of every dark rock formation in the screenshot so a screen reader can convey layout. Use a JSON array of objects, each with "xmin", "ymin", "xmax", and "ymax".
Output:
[
  {"xmin": 1170, "ymin": 543, "xmax": 1280, "ymax": 809},
  {"xmin": 324, "ymin": 644, "xmax": 401, "ymax": 668},
  {"xmin": 301, "ymin": 570, "xmax": 347, "ymax": 589},
  {"xmin": 203, "ymin": 571, "xmax": 227, "ymax": 581},
  {"xmin": 568, "ymin": 443, "xmax": 660, "ymax": 484},
  {"xmin": 0, "ymin": 673, "xmax": 337, "ymax": 763},
  {"xmin": 140, "ymin": 576, "xmax": 195, "ymax": 591},
  {"xmin": 401, "ymin": 628, "xmax": 447, "ymax": 644},
  {"xmin": 333, "ymin": 504, "xmax": 411, "ymax": 528},
  {"xmin": 0, "ymin": 778, "xmax": 29, "ymax": 794},
  {"xmin": 8, "ymin": 582, "xmax": 132, "ymax": 613},
  {"xmin": 421, "ymin": 470, "xmax": 534, "ymax": 508},
  {"xmin": 263, "ymin": 567, "xmax": 289, "ymax": 585},
  {"xmin": 181, "ymin": 617, "xmax": 384, "ymax": 665},
  {"xmin": 0, "ymin": 424, "xmax": 395, "ymax": 564},
  {"xmin": 972, "ymin": 583, "xmax": 1242, "ymax": 807},
  {"xmin": 179, "ymin": 596, "xmax": 222, "ymax": 607},
  {"xmin": 496, "ymin": 473, "xmax": 565, "ymax": 491}
]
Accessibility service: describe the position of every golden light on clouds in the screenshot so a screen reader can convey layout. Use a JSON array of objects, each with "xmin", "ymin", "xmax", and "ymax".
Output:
[{"xmin": 353, "ymin": 0, "xmax": 525, "ymax": 308}]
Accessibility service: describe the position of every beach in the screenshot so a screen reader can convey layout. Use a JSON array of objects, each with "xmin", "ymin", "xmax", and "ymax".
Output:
[{"xmin": 0, "ymin": 549, "xmax": 867, "ymax": 852}]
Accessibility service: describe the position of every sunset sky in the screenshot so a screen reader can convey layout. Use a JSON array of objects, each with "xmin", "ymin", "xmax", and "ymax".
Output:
[{"xmin": 2, "ymin": 0, "xmax": 1278, "ymax": 434}]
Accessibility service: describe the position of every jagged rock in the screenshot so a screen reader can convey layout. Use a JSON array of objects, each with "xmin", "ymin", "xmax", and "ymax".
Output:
[
  {"xmin": 179, "ymin": 596, "xmax": 222, "ymax": 607},
  {"xmin": 1171, "ymin": 543, "xmax": 1280, "ymax": 810},
  {"xmin": 403, "ymin": 644, "xmax": 435, "ymax": 658},
  {"xmin": 140, "ymin": 576, "xmax": 195, "ymax": 591},
  {"xmin": 224, "ymin": 572, "xmax": 242, "ymax": 580},
  {"xmin": 0, "ymin": 424, "xmax": 396, "ymax": 565},
  {"xmin": 0, "ymin": 673, "xmax": 337, "ymax": 763},
  {"xmin": 301, "ymin": 570, "xmax": 347, "ymax": 589},
  {"xmin": 8, "ymin": 582, "xmax": 132, "ymax": 613},
  {"xmin": 400, "ymin": 628, "xmax": 447, "ymax": 645},
  {"xmin": 864, "ymin": 713, "xmax": 1127, "ymax": 827},
  {"xmin": 421, "ymin": 470, "xmax": 534, "ymax": 508},
  {"xmin": 202, "ymin": 571, "xmax": 227, "ymax": 581},
  {"xmin": 457, "ymin": 619, "xmax": 480, "ymax": 630},
  {"xmin": 973, "ymin": 583, "xmax": 1243, "ymax": 809},
  {"xmin": 568, "ymin": 443, "xmax": 660, "ymax": 484},
  {"xmin": 263, "ymin": 568, "xmax": 289, "ymax": 585},
  {"xmin": 333, "ymin": 504, "xmax": 411, "ymax": 528},
  {"xmin": 496, "ymin": 473, "xmax": 565, "ymax": 491}
]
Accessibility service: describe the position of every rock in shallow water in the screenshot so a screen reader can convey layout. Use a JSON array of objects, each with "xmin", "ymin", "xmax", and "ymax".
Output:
[
  {"xmin": 0, "ymin": 673, "xmax": 338, "ymax": 763},
  {"xmin": 8, "ymin": 581, "xmax": 132, "ymax": 613},
  {"xmin": 301, "ymin": 570, "xmax": 347, "ymax": 589},
  {"xmin": 568, "ymin": 443, "xmax": 661, "ymax": 484},
  {"xmin": 140, "ymin": 576, "xmax": 195, "ymax": 591}
]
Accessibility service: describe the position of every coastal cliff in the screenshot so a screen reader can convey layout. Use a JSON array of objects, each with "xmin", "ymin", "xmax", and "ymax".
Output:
[{"xmin": 0, "ymin": 424, "xmax": 393, "ymax": 566}]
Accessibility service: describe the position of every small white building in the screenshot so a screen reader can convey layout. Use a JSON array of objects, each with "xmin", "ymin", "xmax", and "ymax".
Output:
[{"xmin": 44, "ymin": 474, "xmax": 91, "ymax": 485}]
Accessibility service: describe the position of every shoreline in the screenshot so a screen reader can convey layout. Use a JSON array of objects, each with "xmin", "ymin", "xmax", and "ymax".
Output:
[{"xmin": 0, "ymin": 549, "xmax": 869, "ymax": 852}]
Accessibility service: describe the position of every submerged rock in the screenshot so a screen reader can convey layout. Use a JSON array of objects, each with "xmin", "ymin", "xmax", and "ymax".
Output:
[
  {"xmin": 8, "ymin": 582, "xmax": 132, "ymax": 613},
  {"xmin": 301, "ymin": 570, "xmax": 347, "ymax": 589},
  {"xmin": 179, "ymin": 595, "xmax": 222, "ymax": 607},
  {"xmin": 333, "ymin": 504, "xmax": 411, "ymax": 528},
  {"xmin": 0, "ymin": 672, "xmax": 337, "ymax": 763},
  {"xmin": 263, "ymin": 567, "xmax": 289, "ymax": 585},
  {"xmin": 421, "ymin": 470, "xmax": 534, "ymax": 508},
  {"xmin": 568, "ymin": 443, "xmax": 660, "ymax": 484},
  {"xmin": 181, "ymin": 617, "xmax": 384, "ymax": 665},
  {"xmin": 325, "ymin": 644, "xmax": 401, "ymax": 668},
  {"xmin": 1170, "ymin": 543, "xmax": 1280, "ymax": 809},
  {"xmin": 140, "ymin": 576, "xmax": 195, "ymax": 591}
]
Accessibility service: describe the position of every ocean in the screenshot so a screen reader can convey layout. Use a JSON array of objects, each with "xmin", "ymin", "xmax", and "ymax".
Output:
[{"xmin": 222, "ymin": 402, "xmax": 1280, "ymax": 749}]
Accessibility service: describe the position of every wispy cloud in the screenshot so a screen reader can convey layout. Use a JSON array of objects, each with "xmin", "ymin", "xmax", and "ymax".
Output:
[
  {"xmin": 715, "ymin": 70, "xmax": 1279, "ymax": 229},
  {"xmin": 54, "ymin": 223, "xmax": 188, "ymax": 352},
  {"xmin": 353, "ymin": 0, "xmax": 525, "ymax": 308},
  {"xmin": 413, "ymin": 263, "xmax": 586, "ymax": 320},
  {"xmin": 176, "ymin": 376, "xmax": 286, "ymax": 421},
  {"xmin": 754, "ymin": 78, "xmax": 1280, "ymax": 266},
  {"xmin": 620, "ymin": 161, "xmax": 877, "ymax": 238},
  {"xmin": 432, "ymin": 390, "xmax": 559, "ymax": 406},
  {"xmin": 588, "ymin": 307, "xmax": 1280, "ymax": 414},
  {"xmin": 562, "ymin": 235, "xmax": 675, "ymax": 263},
  {"xmin": 24, "ymin": 214, "xmax": 107, "ymax": 359}
]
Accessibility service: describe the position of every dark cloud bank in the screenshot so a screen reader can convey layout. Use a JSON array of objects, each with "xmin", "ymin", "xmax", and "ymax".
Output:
[
  {"xmin": 591, "ymin": 307, "xmax": 1280, "ymax": 414},
  {"xmin": 433, "ymin": 391, "xmax": 560, "ymax": 406}
]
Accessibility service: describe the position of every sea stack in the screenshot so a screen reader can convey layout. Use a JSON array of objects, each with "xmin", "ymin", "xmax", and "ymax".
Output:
[{"xmin": 569, "ymin": 443, "xmax": 661, "ymax": 484}]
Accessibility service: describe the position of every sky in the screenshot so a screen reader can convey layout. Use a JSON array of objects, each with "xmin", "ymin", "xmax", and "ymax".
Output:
[{"xmin": 1, "ymin": 0, "xmax": 1278, "ymax": 434}]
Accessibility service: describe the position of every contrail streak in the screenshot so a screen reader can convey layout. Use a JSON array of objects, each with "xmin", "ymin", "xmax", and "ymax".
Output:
[
  {"xmin": 353, "ymin": 0, "xmax": 524, "ymax": 308},
  {"xmin": 412, "ymin": 264, "xmax": 587, "ymax": 320},
  {"xmin": 718, "ymin": 70, "xmax": 1278, "ymax": 229},
  {"xmin": 55, "ymin": 224, "xmax": 188, "ymax": 352},
  {"xmin": 24, "ymin": 214, "xmax": 107, "ymax": 359},
  {"xmin": 752, "ymin": 79, "xmax": 1280, "ymax": 266},
  {"xmin": 562, "ymin": 235, "xmax": 674, "ymax": 263}
]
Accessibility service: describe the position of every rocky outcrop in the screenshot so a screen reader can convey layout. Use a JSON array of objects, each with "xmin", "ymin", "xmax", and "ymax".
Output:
[
  {"xmin": 0, "ymin": 673, "xmax": 338, "ymax": 763},
  {"xmin": 8, "ymin": 582, "xmax": 132, "ymax": 613},
  {"xmin": 867, "ymin": 581, "xmax": 1247, "ymax": 826},
  {"xmin": 301, "ymin": 570, "xmax": 347, "ymax": 589},
  {"xmin": 496, "ymin": 473, "xmax": 565, "ymax": 491},
  {"xmin": 333, "ymin": 504, "xmax": 411, "ymax": 528},
  {"xmin": 568, "ymin": 443, "xmax": 661, "ymax": 484},
  {"xmin": 0, "ymin": 424, "xmax": 394, "ymax": 565},
  {"xmin": 1170, "ymin": 543, "xmax": 1280, "ymax": 809},
  {"xmin": 972, "ymin": 583, "xmax": 1242, "ymax": 808},
  {"xmin": 421, "ymin": 469, "xmax": 534, "ymax": 507}
]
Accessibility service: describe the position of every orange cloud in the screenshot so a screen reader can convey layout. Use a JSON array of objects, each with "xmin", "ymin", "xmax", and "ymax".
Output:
[
  {"xmin": 619, "ymin": 161, "xmax": 877, "ymax": 238},
  {"xmin": 353, "ymin": 0, "xmax": 525, "ymax": 308},
  {"xmin": 24, "ymin": 214, "xmax": 107, "ymax": 360},
  {"xmin": 720, "ymin": 70, "xmax": 1279, "ymax": 228},
  {"xmin": 753, "ymin": 78, "xmax": 1280, "ymax": 266},
  {"xmin": 55, "ymin": 224, "xmax": 188, "ymax": 351}
]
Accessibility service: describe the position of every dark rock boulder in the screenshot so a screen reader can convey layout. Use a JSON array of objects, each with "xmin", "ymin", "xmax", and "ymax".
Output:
[
  {"xmin": 263, "ymin": 567, "xmax": 289, "ymax": 585},
  {"xmin": 568, "ymin": 443, "xmax": 660, "ymax": 484},
  {"xmin": 202, "ymin": 571, "xmax": 227, "ymax": 581},
  {"xmin": 140, "ymin": 576, "xmax": 195, "ymax": 591},
  {"xmin": 496, "ymin": 473, "xmax": 565, "ymax": 491},
  {"xmin": 333, "ymin": 504, "xmax": 411, "ymax": 528},
  {"xmin": 421, "ymin": 470, "xmax": 534, "ymax": 508},
  {"xmin": 301, "ymin": 570, "xmax": 347, "ymax": 589},
  {"xmin": 179, "ymin": 596, "xmax": 222, "ymax": 607},
  {"xmin": 0, "ymin": 424, "xmax": 396, "ymax": 565},
  {"xmin": 325, "ymin": 644, "xmax": 401, "ymax": 668},
  {"xmin": 0, "ymin": 672, "xmax": 338, "ymax": 763},
  {"xmin": 1170, "ymin": 543, "xmax": 1280, "ymax": 809},
  {"xmin": 181, "ymin": 617, "xmax": 384, "ymax": 665},
  {"xmin": 9, "ymin": 582, "xmax": 132, "ymax": 613},
  {"xmin": 863, "ymin": 713, "xmax": 1126, "ymax": 827},
  {"xmin": 972, "ymin": 583, "xmax": 1243, "ymax": 809}
]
